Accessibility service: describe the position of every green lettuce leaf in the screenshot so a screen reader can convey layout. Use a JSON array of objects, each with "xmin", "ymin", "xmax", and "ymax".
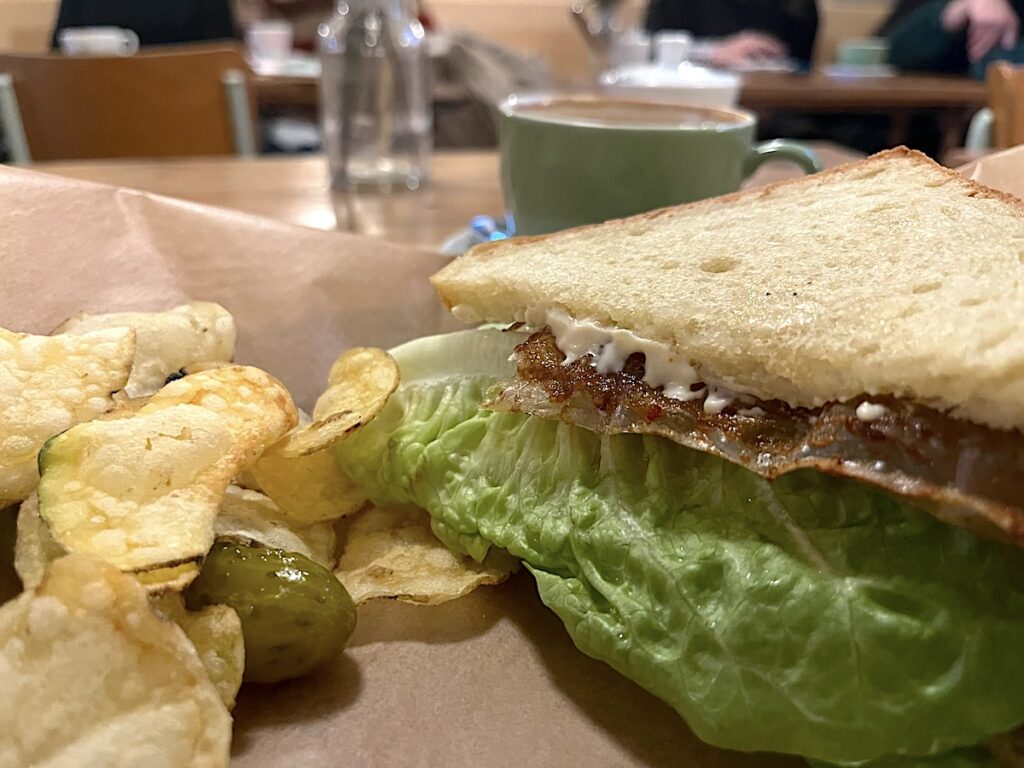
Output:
[
  {"xmin": 336, "ymin": 329, "xmax": 1024, "ymax": 765},
  {"xmin": 809, "ymin": 746, "xmax": 999, "ymax": 768}
]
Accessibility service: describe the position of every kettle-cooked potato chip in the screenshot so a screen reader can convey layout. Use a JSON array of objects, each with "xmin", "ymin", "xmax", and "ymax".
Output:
[
  {"xmin": 135, "ymin": 562, "xmax": 202, "ymax": 592},
  {"xmin": 314, "ymin": 347, "xmax": 400, "ymax": 426},
  {"xmin": 54, "ymin": 302, "xmax": 236, "ymax": 398},
  {"xmin": 250, "ymin": 348, "xmax": 397, "ymax": 525},
  {"xmin": 250, "ymin": 449, "xmax": 368, "ymax": 526},
  {"xmin": 216, "ymin": 485, "xmax": 337, "ymax": 568},
  {"xmin": 0, "ymin": 555, "xmax": 231, "ymax": 768},
  {"xmin": 336, "ymin": 505, "xmax": 519, "ymax": 605},
  {"xmin": 14, "ymin": 493, "xmax": 64, "ymax": 590},
  {"xmin": 151, "ymin": 592, "xmax": 245, "ymax": 710},
  {"xmin": 151, "ymin": 366, "xmax": 297, "ymax": 458},
  {"xmin": 266, "ymin": 409, "xmax": 363, "ymax": 459},
  {"xmin": 37, "ymin": 366, "xmax": 297, "ymax": 589},
  {"xmin": 0, "ymin": 326, "xmax": 135, "ymax": 503}
]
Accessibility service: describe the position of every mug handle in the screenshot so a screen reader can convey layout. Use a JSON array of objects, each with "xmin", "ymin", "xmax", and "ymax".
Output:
[
  {"xmin": 743, "ymin": 139, "xmax": 822, "ymax": 179},
  {"xmin": 121, "ymin": 30, "xmax": 140, "ymax": 55}
]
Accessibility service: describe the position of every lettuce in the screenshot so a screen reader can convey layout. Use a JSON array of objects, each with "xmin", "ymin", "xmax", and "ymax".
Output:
[
  {"xmin": 336, "ymin": 330, "xmax": 1024, "ymax": 765},
  {"xmin": 809, "ymin": 748, "xmax": 999, "ymax": 768}
]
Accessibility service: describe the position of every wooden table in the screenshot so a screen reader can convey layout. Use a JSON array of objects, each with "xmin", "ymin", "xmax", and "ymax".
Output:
[
  {"xmin": 255, "ymin": 70, "xmax": 986, "ymax": 112},
  {"xmin": 740, "ymin": 71, "xmax": 986, "ymax": 111},
  {"xmin": 252, "ymin": 74, "xmax": 318, "ymax": 110},
  {"xmin": 255, "ymin": 68, "xmax": 986, "ymax": 156},
  {"xmin": 740, "ymin": 71, "xmax": 987, "ymax": 156},
  {"xmin": 37, "ymin": 143, "xmax": 861, "ymax": 248},
  {"xmin": 253, "ymin": 74, "xmax": 465, "ymax": 110}
]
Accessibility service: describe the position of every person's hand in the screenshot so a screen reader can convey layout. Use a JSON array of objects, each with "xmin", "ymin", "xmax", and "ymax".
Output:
[
  {"xmin": 943, "ymin": 0, "xmax": 1020, "ymax": 62},
  {"xmin": 710, "ymin": 32, "xmax": 788, "ymax": 68}
]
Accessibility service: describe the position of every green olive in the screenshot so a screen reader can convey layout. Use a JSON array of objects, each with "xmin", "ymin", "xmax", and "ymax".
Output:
[
  {"xmin": 0, "ymin": 505, "xmax": 20, "ymax": 604},
  {"xmin": 185, "ymin": 541, "xmax": 356, "ymax": 684}
]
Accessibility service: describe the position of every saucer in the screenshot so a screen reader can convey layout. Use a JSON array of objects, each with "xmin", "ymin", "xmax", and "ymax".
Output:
[{"xmin": 823, "ymin": 64, "xmax": 895, "ymax": 79}]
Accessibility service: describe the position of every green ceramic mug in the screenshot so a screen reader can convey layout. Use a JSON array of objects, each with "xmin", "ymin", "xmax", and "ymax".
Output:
[{"xmin": 500, "ymin": 94, "xmax": 822, "ymax": 235}]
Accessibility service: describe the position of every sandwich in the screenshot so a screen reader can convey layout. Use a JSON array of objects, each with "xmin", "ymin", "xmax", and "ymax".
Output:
[{"xmin": 335, "ymin": 148, "xmax": 1024, "ymax": 767}]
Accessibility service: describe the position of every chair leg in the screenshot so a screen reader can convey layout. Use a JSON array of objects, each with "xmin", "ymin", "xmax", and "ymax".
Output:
[
  {"xmin": 222, "ymin": 69, "xmax": 257, "ymax": 157},
  {"xmin": 0, "ymin": 74, "xmax": 32, "ymax": 164}
]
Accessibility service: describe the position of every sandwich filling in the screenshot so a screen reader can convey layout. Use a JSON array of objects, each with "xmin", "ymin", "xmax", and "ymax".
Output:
[
  {"xmin": 335, "ymin": 328, "xmax": 1024, "ymax": 766},
  {"xmin": 495, "ymin": 327, "xmax": 1024, "ymax": 548}
]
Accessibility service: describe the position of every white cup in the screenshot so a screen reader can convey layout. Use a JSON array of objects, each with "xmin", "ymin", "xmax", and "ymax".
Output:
[
  {"xmin": 58, "ymin": 27, "xmax": 139, "ymax": 56},
  {"xmin": 245, "ymin": 21, "xmax": 294, "ymax": 63},
  {"xmin": 654, "ymin": 31, "xmax": 693, "ymax": 69},
  {"xmin": 611, "ymin": 29, "xmax": 651, "ymax": 68}
]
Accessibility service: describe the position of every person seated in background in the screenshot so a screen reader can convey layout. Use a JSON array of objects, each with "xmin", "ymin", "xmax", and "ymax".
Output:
[
  {"xmin": 234, "ymin": 0, "xmax": 330, "ymax": 50},
  {"xmin": 51, "ymin": 0, "xmax": 235, "ymax": 48},
  {"xmin": 235, "ymin": 0, "xmax": 433, "ymax": 50},
  {"xmin": 644, "ymin": 0, "xmax": 819, "ymax": 68},
  {"xmin": 880, "ymin": 0, "xmax": 1024, "ymax": 78}
]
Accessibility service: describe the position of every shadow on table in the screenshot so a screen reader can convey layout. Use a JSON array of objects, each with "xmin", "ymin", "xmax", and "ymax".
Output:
[
  {"xmin": 231, "ymin": 653, "xmax": 363, "ymax": 753},
  {"xmin": 499, "ymin": 571, "xmax": 803, "ymax": 768}
]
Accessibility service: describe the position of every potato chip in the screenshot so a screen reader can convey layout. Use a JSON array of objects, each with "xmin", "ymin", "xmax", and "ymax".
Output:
[
  {"xmin": 0, "ymin": 326, "xmax": 135, "ymax": 503},
  {"xmin": 251, "ymin": 448, "xmax": 368, "ymax": 526},
  {"xmin": 135, "ymin": 562, "xmax": 202, "ymax": 592},
  {"xmin": 314, "ymin": 347, "xmax": 400, "ymax": 423},
  {"xmin": 173, "ymin": 360, "xmax": 234, "ymax": 378},
  {"xmin": 151, "ymin": 592, "xmax": 245, "ymax": 710},
  {"xmin": 335, "ymin": 505, "xmax": 519, "ymax": 605},
  {"xmin": 153, "ymin": 366, "xmax": 297, "ymax": 456},
  {"xmin": 37, "ymin": 366, "xmax": 297, "ymax": 589},
  {"xmin": 234, "ymin": 466, "xmax": 262, "ymax": 492},
  {"xmin": 16, "ymin": 494, "xmax": 201, "ymax": 592},
  {"xmin": 216, "ymin": 485, "xmax": 337, "ymax": 567},
  {"xmin": 249, "ymin": 348, "xmax": 396, "ymax": 524},
  {"xmin": 267, "ymin": 409, "xmax": 363, "ymax": 459},
  {"xmin": 54, "ymin": 301, "xmax": 236, "ymax": 398},
  {"xmin": 97, "ymin": 395, "xmax": 151, "ymax": 421},
  {"xmin": 0, "ymin": 555, "xmax": 231, "ymax": 767},
  {"xmin": 14, "ymin": 493, "xmax": 64, "ymax": 590}
]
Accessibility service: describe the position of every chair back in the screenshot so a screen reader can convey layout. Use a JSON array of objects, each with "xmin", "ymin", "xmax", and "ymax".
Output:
[
  {"xmin": 0, "ymin": 44, "xmax": 255, "ymax": 161},
  {"xmin": 987, "ymin": 61, "xmax": 1024, "ymax": 149}
]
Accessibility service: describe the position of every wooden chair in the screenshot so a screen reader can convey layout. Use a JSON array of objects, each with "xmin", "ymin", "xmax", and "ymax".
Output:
[
  {"xmin": 986, "ymin": 60, "xmax": 1024, "ymax": 148},
  {"xmin": 0, "ymin": 44, "xmax": 257, "ymax": 163}
]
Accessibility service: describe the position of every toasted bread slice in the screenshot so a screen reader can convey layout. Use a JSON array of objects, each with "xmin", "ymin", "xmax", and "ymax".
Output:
[{"xmin": 433, "ymin": 148, "xmax": 1024, "ymax": 432}]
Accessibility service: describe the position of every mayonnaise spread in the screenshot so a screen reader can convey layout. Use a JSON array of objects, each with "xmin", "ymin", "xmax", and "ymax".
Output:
[{"xmin": 527, "ymin": 307, "xmax": 741, "ymax": 415}]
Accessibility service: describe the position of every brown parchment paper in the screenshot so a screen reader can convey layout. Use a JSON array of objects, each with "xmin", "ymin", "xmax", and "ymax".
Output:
[
  {"xmin": 2, "ymin": 148, "xmax": 1022, "ymax": 768},
  {"xmin": 959, "ymin": 144, "xmax": 1024, "ymax": 189}
]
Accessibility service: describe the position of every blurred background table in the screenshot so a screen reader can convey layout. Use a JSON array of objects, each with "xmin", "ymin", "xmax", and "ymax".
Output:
[
  {"xmin": 254, "ymin": 69, "xmax": 987, "ymax": 111},
  {"xmin": 36, "ymin": 142, "xmax": 861, "ymax": 248},
  {"xmin": 740, "ymin": 71, "xmax": 985, "ymax": 111},
  {"xmin": 250, "ymin": 69, "xmax": 987, "ymax": 158},
  {"xmin": 741, "ymin": 72, "xmax": 986, "ymax": 156}
]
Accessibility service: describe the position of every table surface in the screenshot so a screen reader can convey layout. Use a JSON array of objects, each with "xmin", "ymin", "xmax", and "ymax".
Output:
[
  {"xmin": 253, "ymin": 69, "xmax": 988, "ymax": 113},
  {"xmin": 739, "ymin": 71, "xmax": 987, "ymax": 110},
  {"xmin": 38, "ymin": 143, "xmax": 862, "ymax": 248}
]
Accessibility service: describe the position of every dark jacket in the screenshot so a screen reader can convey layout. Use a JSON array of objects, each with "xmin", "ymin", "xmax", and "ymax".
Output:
[
  {"xmin": 878, "ymin": 0, "xmax": 1024, "ymax": 77},
  {"xmin": 644, "ymin": 0, "xmax": 820, "ymax": 64},
  {"xmin": 51, "ymin": 0, "xmax": 236, "ymax": 49},
  {"xmin": 879, "ymin": 0, "xmax": 1024, "ymax": 36}
]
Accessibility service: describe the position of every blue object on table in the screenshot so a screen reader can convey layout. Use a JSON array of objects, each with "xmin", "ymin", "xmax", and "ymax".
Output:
[
  {"xmin": 441, "ymin": 215, "xmax": 510, "ymax": 255},
  {"xmin": 470, "ymin": 215, "xmax": 509, "ymax": 241}
]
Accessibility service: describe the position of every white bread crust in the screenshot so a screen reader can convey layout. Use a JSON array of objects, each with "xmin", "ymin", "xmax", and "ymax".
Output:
[{"xmin": 433, "ymin": 149, "xmax": 1024, "ymax": 431}]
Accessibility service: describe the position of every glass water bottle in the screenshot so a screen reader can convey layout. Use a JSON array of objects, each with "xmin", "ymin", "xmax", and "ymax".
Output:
[{"xmin": 318, "ymin": 0, "xmax": 432, "ymax": 191}]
